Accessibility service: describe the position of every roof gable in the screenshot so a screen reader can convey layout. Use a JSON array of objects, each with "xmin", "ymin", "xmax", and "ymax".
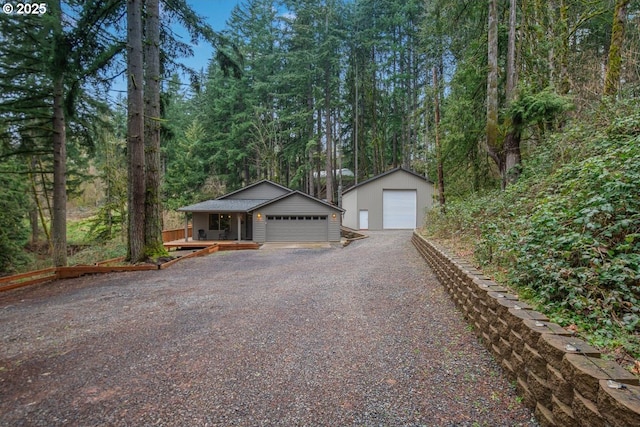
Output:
[
  {"xmin": 343, "ymin": 167, "xmax": 431, "ymax": 195},
  {"xmin": 218, "ymin": 180, "xmax": 291, "ymax": 200},
  {"xmin": 251, "ymin": 190, "xmax": 344, "ymax": 212},
  {"xmin": 176, "ymin": 180, "xmax": 342, "ymax": 213}
]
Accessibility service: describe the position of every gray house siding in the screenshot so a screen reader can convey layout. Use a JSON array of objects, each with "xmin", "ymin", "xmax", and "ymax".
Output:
[
  {"xmin": 350, "ymin": 183, "xmax": 382, "ymax": 230},
  {"xmin": 192, "ymin": 212, "xmax": 208, "ymax": 238},
  {"xmin": 192, "ymin": 212, "xmax": 209, "ymax": 240},
  {"xmin": 342, "ymin": 169, "xmax": 434, "ymax": 230},
  {"xmin": 253, "ymin": 217, "xmax": 266, "ymax": 242},
  {"xmin": 341, "ymin": 192, "xmax": 358, "ymax": 229}
]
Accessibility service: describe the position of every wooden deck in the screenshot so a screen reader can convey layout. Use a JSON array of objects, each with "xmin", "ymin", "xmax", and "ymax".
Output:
[{"xmin": 163, "ymin": 239, "xmax": 260, "ymax": 251}]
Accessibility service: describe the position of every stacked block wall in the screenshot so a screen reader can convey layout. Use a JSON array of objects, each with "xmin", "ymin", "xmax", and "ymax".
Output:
[{"xmin": 412, "ymin": 232, "xmax": 640, "ymax": 427}]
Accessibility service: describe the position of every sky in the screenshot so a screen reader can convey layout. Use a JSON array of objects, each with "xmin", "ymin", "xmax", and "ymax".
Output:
[
  {"xmin": 110, "ymin": 1, "xmax": 240, "ymax": 101},
  {"xmin": 178, "ymin": 1, "xmax": 241, "ymax": 73}
]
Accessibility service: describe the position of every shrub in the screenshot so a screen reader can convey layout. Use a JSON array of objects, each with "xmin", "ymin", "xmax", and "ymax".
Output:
[{"xmin": 424, "ymin": 100, "xmax": 640, "ymax": 358}]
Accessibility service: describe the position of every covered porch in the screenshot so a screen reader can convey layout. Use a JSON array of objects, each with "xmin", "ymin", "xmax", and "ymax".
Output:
[
  {"xmin": 188, "ymin": 211, "xmax": 253, "ymax": 242},
  {"xmin": 177, "ymin": 198, "xmax": 266, "ymax": 243}
]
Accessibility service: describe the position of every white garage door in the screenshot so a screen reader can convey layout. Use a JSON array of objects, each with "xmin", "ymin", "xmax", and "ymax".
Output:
[
  {"xmin": 265, "ymin": 216, "xmax": 328, "ymax": 242},
  {"xmin": 383, "ymin": 190, "xmax": 417, "ymax": 229}
]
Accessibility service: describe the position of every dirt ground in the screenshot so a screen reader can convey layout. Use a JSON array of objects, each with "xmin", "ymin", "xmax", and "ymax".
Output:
[{"xmin": 0, "ymin": 231, "xmax": 537, "ymax": 426}]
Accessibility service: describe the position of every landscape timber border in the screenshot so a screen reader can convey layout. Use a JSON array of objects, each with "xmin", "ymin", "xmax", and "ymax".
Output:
[
  {"xmin": 0, "ymin": 242, "xmax": 259, "ymax": 293},
  {"xmin": 412, "ymin": 231, "xmax": 640, "ymax": 427}
]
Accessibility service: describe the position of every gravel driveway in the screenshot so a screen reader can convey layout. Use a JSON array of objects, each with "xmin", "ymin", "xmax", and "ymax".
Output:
[{"xmin": 0, "ymin": 231, "xmax": 536, "ymax": 426}]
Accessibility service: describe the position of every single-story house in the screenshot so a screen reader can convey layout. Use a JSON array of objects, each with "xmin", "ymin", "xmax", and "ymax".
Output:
[
  {"xmin": 341, "ymin": 167, "xmax": 434, "ymax": 230},
  {"xmin": 177, "ymin": 180, "xmax": 344, "ymax": 243}
]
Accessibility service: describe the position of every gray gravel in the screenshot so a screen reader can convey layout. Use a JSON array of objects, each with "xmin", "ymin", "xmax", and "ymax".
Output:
[{"xmin": 0, "ymin": 231, "xmax": 537, "ymax": 426}]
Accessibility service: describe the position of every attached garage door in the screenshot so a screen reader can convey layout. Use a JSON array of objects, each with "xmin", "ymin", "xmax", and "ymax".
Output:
[
  {"xmin": 383, "ymin": 190, "xmax": 417, "ymax": 229},
  {"xmin": 265, "ymin": 216, "xmax": 328, "ymax": 242}
]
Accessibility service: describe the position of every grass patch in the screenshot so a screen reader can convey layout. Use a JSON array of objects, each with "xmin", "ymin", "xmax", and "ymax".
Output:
[{"xmin": 67, "ymin": 239, "xmax": 127, "ymax": 266}]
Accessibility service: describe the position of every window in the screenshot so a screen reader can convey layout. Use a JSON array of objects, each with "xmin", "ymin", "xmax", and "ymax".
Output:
[
  {"xmin": 209, "ymin": 214, "xmax": 219, "ymax": 230},
  {"xmin": 209, "ymin": 213, "xmax": 231, "ymax": 230}
]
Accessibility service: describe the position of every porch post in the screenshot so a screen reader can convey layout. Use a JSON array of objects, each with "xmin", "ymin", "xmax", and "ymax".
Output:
[
  {"xmin": 184, "ymin": 213, "xmax": 189, "ymax": 242},
  {"xmin": 237, "ymin": 214, "xmax": 241, "ymax": 241}
]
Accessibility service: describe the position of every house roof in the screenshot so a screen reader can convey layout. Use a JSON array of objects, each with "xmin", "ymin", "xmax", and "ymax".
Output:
[
  {"xmin": 252, "ymin": 190, "xmax": 344, "ymax": 212},
  {"xmin": 177, "ymin": 199, "xmax": 271, "ymax": 212},
  {"xmin": 217, "ymin": 179, "xmax": 291, "ymax": 199},
  {"xmin": 177, "ymin": 179, "xmax": 344, "ymax": 213},
  {"xmin": 342, "ymin": 166, "xmax": 432, "ymax": 195}
]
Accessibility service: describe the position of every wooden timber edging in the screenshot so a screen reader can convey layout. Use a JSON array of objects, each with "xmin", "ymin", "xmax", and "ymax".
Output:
[
  {"xmin": 0, "ymin": 267, "xmax": 58, "ymax": 292},
  {"xmin": 0, "ymin": 243, "xmax": 226, "ymax": 293},
  {"xmin": 411, "ymin": 231, "xmax": 640, "ymax": 427},
  {"xmin": 340, "ymin": 226, "xmax": 368, "ymax": 247},
  {"xmin": 159, "ymin": 243, "xmax": 221, "ymax": 269},
  {"xmin": 96, "ymin": 256, "xmax": 127, "ymax": 266},
  {"xmin": 218, "ymin": 242, "xmax": 261, "ymax": 251}
]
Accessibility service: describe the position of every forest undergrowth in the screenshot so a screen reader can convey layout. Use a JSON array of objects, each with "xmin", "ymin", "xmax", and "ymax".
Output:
[{"xmin": 422, "ymin": 100, "xmax": 640, "ymax": 368}]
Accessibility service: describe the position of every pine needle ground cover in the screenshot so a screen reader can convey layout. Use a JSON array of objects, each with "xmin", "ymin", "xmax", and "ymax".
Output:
[{"xmin": 423, "ymin": 103, "xmax": 640, "ymax": 365}]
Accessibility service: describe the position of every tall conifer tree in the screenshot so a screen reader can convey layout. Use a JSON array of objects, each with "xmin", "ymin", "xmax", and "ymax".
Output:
[{"xmin": 127, "ymin": 0, "xmax": 146, "ymax": 262}]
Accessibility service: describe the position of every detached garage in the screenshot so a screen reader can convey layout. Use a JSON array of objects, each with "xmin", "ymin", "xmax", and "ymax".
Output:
[{"xmin": 342, "ymin": 167, "xmax": 434, "ymax": 230}]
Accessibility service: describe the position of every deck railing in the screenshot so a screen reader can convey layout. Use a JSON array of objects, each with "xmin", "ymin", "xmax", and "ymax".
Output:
[{"xmin": 161, "ymin": 226, "xmax": 192, "ymax": 242}]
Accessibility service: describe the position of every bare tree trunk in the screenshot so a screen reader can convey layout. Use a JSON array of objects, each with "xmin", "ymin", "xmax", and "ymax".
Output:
[
  {"xmin": 52, "ymin": 71, "xmax": 67, "ymax": 267},
  {"xmin": 504, "ymin": 0, "xmax": 522, "ymax": 186},
  {"xmin": 433, "ymin": 67, "xmax": 445, "ymax": 213},
  {"xmin": 127, "ymin": 0, "xmax": 146, "ymax": 263},
  {"xmin": 506, "ymin": 0, "xmax": 517, "ymax": 102},
  {"xmin": 28, "ymin": 157, "xmax": 40, "ymax": 245},
  {"xmin": 354, "ymin": 59, "xmax": 359, "ymax": 185},
  {"xmin": 144, "ymin": 0, "xmax": 165, "ymax": 258},
  {"xmin": 557, "ymin": 0, "xmax": 570, "ymax": 95},
  {"xmin": 36, "ymin": 157, "xmax": 52, "ymax": 245},
  {"xmin": 51, "ymin": 0, "xmax": 67, "ymax": 267},
  {"xmin": 324, "ymin": 12, "xmax": 333, "ymax": 204},
  {"xmin": 308, "ymin": 148, "xmax": 314, "ymax": 196},
  {"xmin": 316, "ymin": 110, "xmax": 322, "ymax": 198},
  {"xmin": 503, "ymin": 128, "xmax": 522, "ymax": 186},
  {"xmin": 604, "ymin": 0, "xmax": 630, "ymax": 96},
  {"xmin": 306, "ymin": 79, "xmax": 314, "ymax": 196},
  {"xmin": 547, "ymin": 0, "xmax": 557, "ymax": 85},
  {"xmin": 486, "ymin": 0, "xmax": 503, "ymax": 185}
]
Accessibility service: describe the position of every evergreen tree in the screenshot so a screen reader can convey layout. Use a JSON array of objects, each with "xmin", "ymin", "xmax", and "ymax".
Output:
[
  {"xmin": 143, "ymin": 0, "xmax": 166, "ymax": 258},
  {"xmin": 0, "ymin": 151, "xmax": 30, "ymax": 274},
  {"xmin": 1, "ymin": 0, "xmax": 124, "ymax": 266},
  {"xmin": 126, "ymin": 0, "xmax": 146, "ymax": 262}
]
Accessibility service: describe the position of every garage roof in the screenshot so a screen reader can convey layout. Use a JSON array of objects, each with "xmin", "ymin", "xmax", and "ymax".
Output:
[
  {"xmin": 343, "ymin": 166, "xmax": 432, "ymax": 195},
  {"xmin": 252, "ymin": 190, "xmax": 344, "ymax": 212}
]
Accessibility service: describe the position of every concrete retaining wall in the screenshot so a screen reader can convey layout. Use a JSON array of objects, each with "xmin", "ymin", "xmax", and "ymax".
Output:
[{"xmin": 412, "ymin": 232, "xmax": 640, "ymax": 427}]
